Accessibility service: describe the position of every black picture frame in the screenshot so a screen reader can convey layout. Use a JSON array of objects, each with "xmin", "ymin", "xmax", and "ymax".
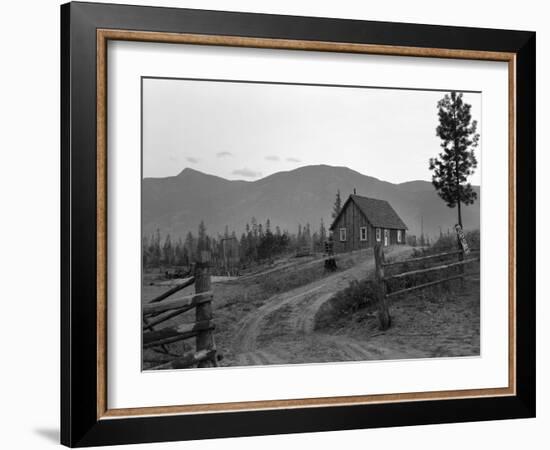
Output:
[{"xmin": 61, "ymin": 1, "xmax": 536, "ymax": 447}]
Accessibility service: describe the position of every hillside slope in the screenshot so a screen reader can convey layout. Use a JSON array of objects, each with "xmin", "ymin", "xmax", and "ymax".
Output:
[{"xmin": 142, "ymin": 165, "xmax": 480, "ymax": 240}]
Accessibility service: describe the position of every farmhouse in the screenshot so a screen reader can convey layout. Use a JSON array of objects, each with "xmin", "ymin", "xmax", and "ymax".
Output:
[{"xmin": 329, "ymin": 194, "xmax": 407, "ymax": 252}]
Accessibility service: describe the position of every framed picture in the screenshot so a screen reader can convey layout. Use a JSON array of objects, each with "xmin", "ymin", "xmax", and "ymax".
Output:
[{"xmin": 61, "ymin": 2, "xmax": 536, "ymax": 447}]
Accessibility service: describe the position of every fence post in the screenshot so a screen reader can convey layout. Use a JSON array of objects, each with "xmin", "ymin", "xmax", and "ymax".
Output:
[
  {"xmin": 194, "ymin": 250, "xmax": 216, "ymax": 367},
  {"xmin": 374, "ymin": 243, "xmax": 391, "ymax": 330}
]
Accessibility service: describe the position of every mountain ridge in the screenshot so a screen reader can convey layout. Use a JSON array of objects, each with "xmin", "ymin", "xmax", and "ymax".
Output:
[{"xmin": 142, "ymin": 165, "xmax": 480, "ymax": 241}]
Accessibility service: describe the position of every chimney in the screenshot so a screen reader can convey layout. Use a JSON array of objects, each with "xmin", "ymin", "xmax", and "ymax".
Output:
[{"xmin": 353, "ymin": 188, "xmax": 356, "ymax": 195}]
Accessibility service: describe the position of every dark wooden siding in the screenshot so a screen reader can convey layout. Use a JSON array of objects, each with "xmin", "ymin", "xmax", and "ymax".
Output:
[
  {"xmin": 331, "ymin": 199, "xmax": 406, "ymax": 252},
  {"xmin": 389, "ymin": 228, "xmax": 406, "ymax": 245},
  {"xmin": 332, "ymin": 200, "xmax": 370, "ymax": 253},
  {"xmin": 369, "ymin": 228, "xmax": 406, "ymax": 246}
]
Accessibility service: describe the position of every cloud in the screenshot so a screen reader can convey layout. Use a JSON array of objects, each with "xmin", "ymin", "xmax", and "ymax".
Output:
[
  {"xmin": 232, "ymin": 168, "xmax": 262, "ymax": 178},
  {"xmin": 186, "ymin": 157, "xmax": 199, "ymax": 163},
  {"xmin": 265, "ymin": 155, "xmax": 280, "ymax": 161},
  {"xmin": 216, "ymin": 151, "xmax": 233, "ymax": 158},
  {"xmin": 286, "ymin": 157, "xmax": 302, "ymax": 163}
]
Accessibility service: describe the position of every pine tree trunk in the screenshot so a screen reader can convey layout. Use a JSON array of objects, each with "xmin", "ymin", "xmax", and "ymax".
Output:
[{"xmin": 454, "ymin": 127, "xmax": 463, "ymax": 229}]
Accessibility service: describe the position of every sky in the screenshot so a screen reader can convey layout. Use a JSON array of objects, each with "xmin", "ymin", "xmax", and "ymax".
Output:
[{"xmin": 142, "ymin": 78, "xmax": 481, "ymax": 185}]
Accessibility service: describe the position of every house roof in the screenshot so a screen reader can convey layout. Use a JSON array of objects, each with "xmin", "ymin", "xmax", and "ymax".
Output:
[{"xmin": 330, "ymin": 194, "xmax": 408, "ymax": 230}]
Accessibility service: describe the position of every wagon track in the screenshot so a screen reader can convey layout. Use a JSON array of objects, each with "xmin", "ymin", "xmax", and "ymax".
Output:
[{"xmin": 231, "ymin": 246, "xmax": 414, "ymax": 365}]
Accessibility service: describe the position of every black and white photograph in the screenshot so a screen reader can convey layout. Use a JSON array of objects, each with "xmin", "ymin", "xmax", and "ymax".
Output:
[
  {"xmin": 0, "ymin": 0, "xmax": 541, "ymax": 446},
  {"xmin": 141, "ymin": 78, "xmax": 481, "ymax": 370}
]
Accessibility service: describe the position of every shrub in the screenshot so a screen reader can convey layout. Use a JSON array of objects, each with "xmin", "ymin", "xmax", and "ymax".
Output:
[
  {"xmin": 465, "ymin": 229, "xmax": 480, "ymax": 250},
  {"xmin": 431, "ymin": 233, "xmax": 457, "ymax": 251},
  {"xmin": 331, "ymin": 279, "xmax": 376, "ymax": 313},
  {"xmin": 420, "ymin": 229, "xmax": 480, "ymax": 254}
]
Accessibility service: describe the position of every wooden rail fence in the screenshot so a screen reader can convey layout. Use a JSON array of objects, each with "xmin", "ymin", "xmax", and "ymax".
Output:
[
  {"xmin": 143, "ymin": 251, "xmax": 218, "ymax": 369},
  {"xmin": 373, "ymin": 243, "xmax": 480, "ymax": 330}
]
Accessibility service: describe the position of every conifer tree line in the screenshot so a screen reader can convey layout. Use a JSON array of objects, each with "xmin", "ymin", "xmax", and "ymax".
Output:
[{"xmin": 142, "ymin": 216, "xmax": 330, "ymax": 270}]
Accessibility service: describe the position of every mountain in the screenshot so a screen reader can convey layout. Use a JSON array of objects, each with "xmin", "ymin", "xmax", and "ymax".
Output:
[{"xmin": 142, "ymin": 165, "xmax": 480, "ymax": 241}]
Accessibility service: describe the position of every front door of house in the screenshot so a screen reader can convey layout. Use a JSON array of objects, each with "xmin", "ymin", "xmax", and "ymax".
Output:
[{"xmin": 384, "ymin": 229, "xmax": 389, "ymax": 246}]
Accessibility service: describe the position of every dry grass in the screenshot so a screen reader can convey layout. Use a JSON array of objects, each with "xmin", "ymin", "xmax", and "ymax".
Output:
[
  {"xmin": 142, "ymin": 242, "xmax": 480, "ymax": 368},
  {"xmin": 316, "ymin": 233, "xmax": 481, "ymax": 359},
  {"xmin": 142, "ymin": 250, "xmax": 369, "ymax": 367},
  {"xmin": 319, "ymin": 276, "xmax": 480, "ymax": 358}
]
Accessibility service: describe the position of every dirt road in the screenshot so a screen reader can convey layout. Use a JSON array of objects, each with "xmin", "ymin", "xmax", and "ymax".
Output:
[{"xmin": 229, "ymin": 245, "xmax": 418, "ymax": 366}]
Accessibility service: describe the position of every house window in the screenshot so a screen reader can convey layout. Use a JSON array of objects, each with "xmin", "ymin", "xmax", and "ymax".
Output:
[
  {"xmin": 397, "ymin": 230, "xmax": 402, "ymax": 243},
  {"xmin": 339, "ymin": 228, "xmax": 347, "ymax": 242},
  {"xmin": 376, "ymin": 228, "xmax": 381, "ymax": 242},
  {"xmin": 360, "ymin": 227, "xmax": 367, "ymax": 241}
]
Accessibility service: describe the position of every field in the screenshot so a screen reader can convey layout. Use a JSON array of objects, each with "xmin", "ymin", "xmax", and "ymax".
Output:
[
  {"xmin": 142, "ymin": 243, "xmax": 480, "ymax": 369},
  {"xmin": 318, "ymin": 275, "xmax": 480, "ymax": 359}
]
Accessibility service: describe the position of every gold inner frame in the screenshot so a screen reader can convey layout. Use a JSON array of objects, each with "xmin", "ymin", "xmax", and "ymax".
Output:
[{"xmin": 96, "ymin": 29, "xmax": 517, "ymax": 420}]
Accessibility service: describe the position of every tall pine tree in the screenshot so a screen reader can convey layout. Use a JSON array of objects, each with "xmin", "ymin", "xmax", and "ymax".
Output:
[
  {"xmin": 331, "ymin": 190, "xmax": 342, "ymax": 220},
  {"xmin": 197, "ymin": 220, "xmax": 209, "ymax": 252},
  {"xmin": 162, "ymin": 234, "xmax": 173, "ymax": 266},
  {"xmin": 429, "ymin": 91, "xmax": 479, "ymax": 227},
  {"xmin": 150, "ymin": 229, "xmax": 161, "ymax": 268},
  {"xmin": 319, "ymin": 218, "xmax": 327, "ymax": 244}
]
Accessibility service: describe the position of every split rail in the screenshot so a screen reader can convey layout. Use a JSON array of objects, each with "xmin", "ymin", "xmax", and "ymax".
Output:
[
  {"xmin": 142, "ymin": 251, "xmax": 218, "ymax": 369},
  {"xmin": 373, "ymin": 243, "xmax": 480, "ymax": 330}
]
